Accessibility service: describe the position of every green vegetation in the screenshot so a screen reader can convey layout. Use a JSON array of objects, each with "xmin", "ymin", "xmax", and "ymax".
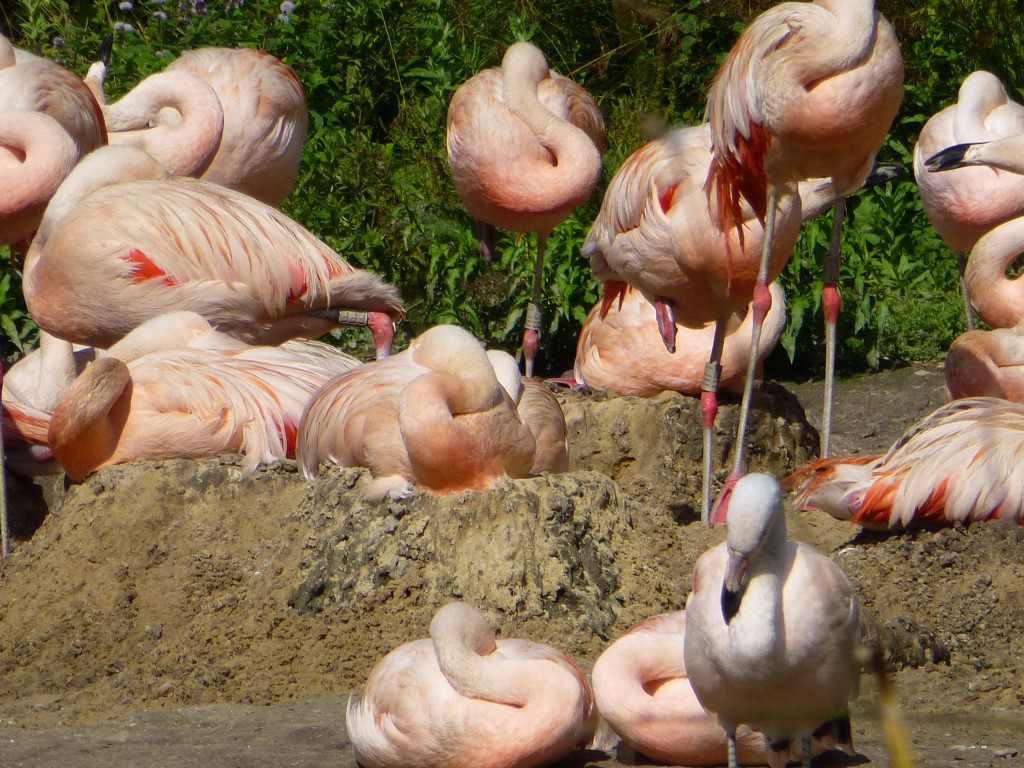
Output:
[{"xmin": 3, "ymin": 0, "xmax": 1022, "ymax": 374}]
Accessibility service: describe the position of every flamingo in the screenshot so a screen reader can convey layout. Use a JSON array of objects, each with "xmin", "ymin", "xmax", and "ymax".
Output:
[
  {"xmin": 297, "ymin": 325, "xmax": 537, "ymax": 501},
  {"xmin": 913, "ymin": 71, "xmax": 1024, "ymax": 330},
  {"xmin": 684, "ymin": 474, "xmax": 860, "ymax": 768},
  {"xmin": 585, "ymin": 121, "xmax": 865, "ymax": 520},
  {"xmin": 447, "ymin": 41, "xmax": 605, "ymax": 377},
  {"xmin": 0, "ymin": 33, "xmax": 106, "ymax": 245},
  {"xmin": 47, "ymin": 311, "xmax": 361, "ymax": 481},
  {"xmin": 573, "ymin": 282, "xmax": 786, "ymax": 398},
  {"xmin": 944, "ymin": 319, "xmax": 1024, "ymax": 402},
  {"xmin": 22, "ymin": 145, "xmax": 403, "ymax": 355},
  {"xmin": 705, "ymin": 0, "xmax": 903, "ymax": 505},
  {"xmin": 486, "ymin": 349, "xmax": 569, "ymax": 474},
  {"xmin": 591, "ymin": 611, "xmax": 771, "ymax": 765},
  {"xmin": 786, "ymin": 397, "xmax": 1024, "ymax": 529},
  {"xmin": 89, "ymin": 45, "xmax": 307, "ymax": 206},
  {"xmin": 346, "ymin": 600, "xmax": 597, "ymax": 768}
]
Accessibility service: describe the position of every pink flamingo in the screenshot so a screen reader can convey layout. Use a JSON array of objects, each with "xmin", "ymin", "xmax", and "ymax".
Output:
[
  {"xmin": 786, "ymin": 397, "xmax": 1024, "ymax": 529},
  {"xmin": 944, "ymin": 319, "xmax": 1024, "ymax": 402},
  {"xmin": 585, "ymin": 121, "xmax": 853, "ymax": 519},
  {"xmin": 914, "ymin": 71, "xmax": 1024, "ymax": 329},
  {"xmin": 573, "ymin": 282, "xmax": 786, "ymax": 398},
  {"xmin": 685, "ymin": 474, "xmax": 860, "ymax": 768},
  {"xmin": 47, "ymin": 312, "xmax": 361, "ymax": 481},
  {"xmin": 297, "ymin": 325, "xmax": 537, "ymax": 501},
  {"xmin": 485, "ymin": 349, "xmax": 569, "ymax": 474},
  {"xmin": 447, "ymin": 41, "xmax": 605, "ymax": 377},
  {"xmin": 22, "ymin": 145, "xmax": 402, "ymax": 355},
  {"xmin": 0, "ymin": 33, "xmax": 106, "ymax": 246},
  {"xmin": 705, "ymin": 0, "xmax": 903, "ymax": 506},
  {"xmin": 346, "ymin": 600, "xmax": 597, "ymax": 768},
  {"xmin": 591, "ymin": 611, "xmax": 771, "ymax": 765},
  {"xmin": 90, "ymin": 46, "xmax": 307, "ymax": 206}
]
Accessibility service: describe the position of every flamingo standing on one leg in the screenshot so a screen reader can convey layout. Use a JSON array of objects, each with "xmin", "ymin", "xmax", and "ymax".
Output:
[
  {"xmin": 447, "ymin": 41, "xmax": 605, "ymax": 377},
  {"xmin": 684, "ymin": 474, "xmax": 860, "ymax": 768},
  {"xmin": 22, "ymin": 145, "xmax": 403, "ymax": 355},
  {"xmin": 914, "ymin": 70, "xmax": 1024, "ymax": 330},
  {"xmin": 88, "ymin": 45, "xmax": 308, "ymax": 206},
  {"xmin": 786, "ymin": 397, "xmax": 1024, "ymax": 529},
  {"xmin": 1, "ymin": 33, "xmax": 107, "ymax": 557},
  {"xmin": 346, "ymin": 601, "xmax": 597, "ymax": 768},
  {"xmin": 706, "ymin": 0, "xmax": 903, "ymax": 502}
]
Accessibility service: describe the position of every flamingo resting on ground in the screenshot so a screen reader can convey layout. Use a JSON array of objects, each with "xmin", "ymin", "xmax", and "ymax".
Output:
[
  {"xmin": 346, "ymin": 601, "xmax": 597, "ymax": 768},
  {"xmin": 944, "ymin": 318, "xmax": 1024, "ymax": 402},
  {"xmin": 22, "ymin": 145, "xmax": 402, "ymax": 356},
  {"xmin": 89, "ymin": 45, "xmax": 308, "ymax": 206},
  {"xmin": 705, "ymin": 0, "xmax": 903, "ymax": 506},
  {"xmin": 913, "ymin": 71, "xmax": 1024, "ymax": 329},
  {"xmin": 786, "ymin": 397, "xmax": 1024, "ymax": 529},
  {"xmin": 573, "ymin": 282, "xmax": 786, "ymax": 398},
  {"xmin": 447, "ymin": 41, "xmax": 605, "ymax": 377},
  {"xmin": 47, "ymin": 312, "xmax": 361, "ymax": 481},
  {"xmin": 684, "ymin": 474, "xmax": 860, "ymax": 768},
  {"xmin": 591, "ymin": 611, "xmax": 773, "ymax": 765},
  {"xmin": 297, "ymin": 325, "xmax": 541, "ymax": 501}
]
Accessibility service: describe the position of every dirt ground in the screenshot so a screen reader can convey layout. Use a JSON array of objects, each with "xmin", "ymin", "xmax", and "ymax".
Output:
[{"xmin": 0, "ymin": 361, "xmax": 1021, "ymax": 768}]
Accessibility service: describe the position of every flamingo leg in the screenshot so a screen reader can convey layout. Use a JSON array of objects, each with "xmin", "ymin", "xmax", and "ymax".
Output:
[
  {"xmin": 821, "ymin": 196, "xmax": 846, "ymax": 459},
  {"xmin": 956, "ymin": 251, "xmax": 976, "ymax": 331},
  {"xmin": 476, "ymin": 220, "xmax": 496, "ymax": 264},
  {"xmin": 1, "ymin": 387, "xmax": 8, "ymax": 558},
  {"xmin": 801, "ymin": 735, "xmax": 812, "ymax": 768},
  {"xmin": 700, "ymin": 319, "xmax": 728, "ymax": 524},
  {"xmin": 720, "ymin": 185, "xmax": 778, "ymax": 512},
  {"xmin": 522, "ymin": 233, "xmax": 547, "ymax": 378},
  {"xmin": 726, "ymin": 729, "xmax": 738, "ymax": 768}
]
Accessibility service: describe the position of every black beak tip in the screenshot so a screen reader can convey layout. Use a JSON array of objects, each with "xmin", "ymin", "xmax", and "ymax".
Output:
[
  {"xmin": 864, "ymin": 162, "xmax": 904, "ymax": 187},
  {"xmin": 924, "ymin": 143, "xmax": 972, "ymax": 173},
  {"xmin": 95, "ymin": 32, "xmax": 114, "ymax": 67},
  {"xmin": 721, "ymin": 586, "xmax": 741, "ymax": 624}
]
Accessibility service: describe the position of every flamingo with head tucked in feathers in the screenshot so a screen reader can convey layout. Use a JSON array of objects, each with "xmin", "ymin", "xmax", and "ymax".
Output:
[
  {"xmin": 705, "ymin": 0, "xmax": 903, "ymax": 509},
  {"xmin": 22, "ymin": 145, "xmax": 403, "ymax": 357},
  {"xmin": 89, "ymin": 44, "xmax": 307, "ymax": 206},
  {"xmin": 346, "ymin": 600, "xmax": 597, "ymax": 768},
  {"xmin": 447, "ymin": 41, "xmax": 605, "ymax": 378}
]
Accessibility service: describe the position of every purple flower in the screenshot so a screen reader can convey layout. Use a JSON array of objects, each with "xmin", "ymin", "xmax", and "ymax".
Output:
[
  {"xmin": 119, "ymin": 1, "xmax": 134, "ymax": 9},
  {"xmin": 280, "ymin": 1, "xmax": 295, "ymax": 11},
  {"xmin": 152, "ymin": 10, "xmax": 168, "ymax": 20},
  {"xmin": 324, "ymin": 2, "xmax": 334, "ymax": 8},
  {"xmin": 113, "ymin": 21, "xmax": 136, "ymax": 32},
  {"xmin": 277, "ymin": 11, "xmax": 291, "ymax": 22},
  {"xmin": 52, "ymin": 36, "xmax": 65, "ymax": 48}
]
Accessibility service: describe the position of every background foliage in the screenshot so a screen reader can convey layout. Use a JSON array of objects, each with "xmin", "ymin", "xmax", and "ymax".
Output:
[{"xmin": 2, "ymin": 0, "xmax": 1022, "ymax": 376}]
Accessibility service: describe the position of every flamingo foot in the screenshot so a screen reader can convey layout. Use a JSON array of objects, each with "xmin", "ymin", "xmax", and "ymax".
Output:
[
  {"xmin": 523, "ymin": 328, "xmax": 539, "ymax": 378},
  {"xmin": 367, "ymin": 311, "xmax": 395, "ymax": 359},
  {"xmin": 654, "ymin": 296, "xmax": 677, "ymax": 353}
]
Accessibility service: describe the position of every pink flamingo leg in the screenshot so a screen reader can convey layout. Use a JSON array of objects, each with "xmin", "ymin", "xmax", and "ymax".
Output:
[
  {"xmin": 716, "ymin": 185, "xmax": 779, "ymax": 520},
  {"xmin": 700, "ymin": 320, "xmax": 728, "ymax": 524},
  {"xmin": 1, "ymin": 366, "xmax": 8, "ymax": 558},
  {"xmin": 821, "ymin": 197, "xmax": 845, "ymax": 458},
  {"xmin": 956, "ymin": 251, "xmax": 976, "ymax": 331},
  {"xmin": 522, "ymin": 234, "xmax": 548, "ymax": 378}
]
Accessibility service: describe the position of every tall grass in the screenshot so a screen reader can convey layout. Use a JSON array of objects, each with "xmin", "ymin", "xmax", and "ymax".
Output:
[{"xmin": 2, "ymin": 0, "xmax": 1021, "ymax": 374}]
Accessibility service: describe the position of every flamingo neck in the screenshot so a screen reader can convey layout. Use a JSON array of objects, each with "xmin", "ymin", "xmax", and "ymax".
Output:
[
  {"xmin": 966, "ymin": 218, "xmax": 1024, "ymax": 327},
  {"xmin": 953, "ymin": 72, "xmax": 1006, "ymax": 141},
  {"xmin": 726, "ymin": 526, "xmax": 787, "ymax": 670}
]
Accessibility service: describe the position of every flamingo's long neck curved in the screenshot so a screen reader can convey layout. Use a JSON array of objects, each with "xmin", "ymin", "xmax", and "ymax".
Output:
[
  {"xmin": 499, "ymin": 42, "xmax": 602, "ymax": 221},
  {"xmin": 953, "ymin": 72, "xmax": 1007, "ymax": 142},
  {"xmin": 966, "ymin": 216, "xmax": 1024, "ymax": 328},
  {"xmin": 104, "ymin": 71, "xmax": 224, "ymax": 179}
]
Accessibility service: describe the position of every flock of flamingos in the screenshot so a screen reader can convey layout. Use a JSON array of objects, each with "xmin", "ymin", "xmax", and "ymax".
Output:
[{"xmin": 2, "ymin": 0, "xmax": 1024, "ymax": 765}]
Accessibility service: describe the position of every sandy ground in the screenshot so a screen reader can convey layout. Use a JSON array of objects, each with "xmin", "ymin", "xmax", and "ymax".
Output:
[{"xmin": 0, "ymin": 362, "xmax": 1021, "ymax": 767}]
